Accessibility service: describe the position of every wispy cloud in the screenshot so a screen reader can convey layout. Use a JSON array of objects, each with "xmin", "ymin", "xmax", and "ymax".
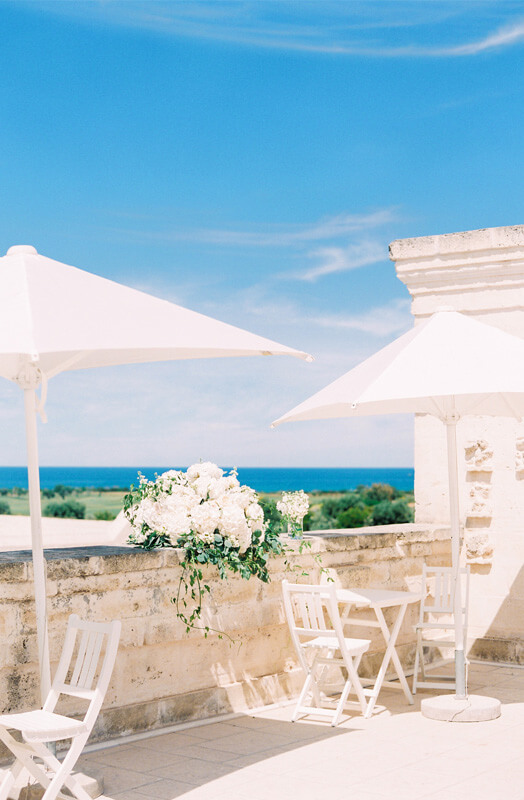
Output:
[
  {"xmin": 111, "ymin": 209, "xmax": 395, "ymax": 249},
  {"xmin": 31, "ymin": 2, "xmax": 524, "ymax": 59},
  {"xmin": 310, "ymin": 298, "xmax": 412, "ymax": 338},
  {"xmin": 219, "ymin": 288, "xmax": 411, "ymax": 339},
  {"xmin": 297, "ymin": 240, "xmax": 386, "ymax": 281}
]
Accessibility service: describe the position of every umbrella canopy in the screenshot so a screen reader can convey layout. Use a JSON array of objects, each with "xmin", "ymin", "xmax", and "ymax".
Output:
[
  {"xmin": 1, "ymin": 244, "xmax": 312, "ymax": 704},
  {"xmin": 0, "ymin": 245, "xmax": 311, "ymax": 379},
  {"xmin": 273, "ymin": 309, "xmax": 524, "ymax": 425},
  {"xmin": 273, "ymin": 308, "xmax": 524, "ymax": 701}
]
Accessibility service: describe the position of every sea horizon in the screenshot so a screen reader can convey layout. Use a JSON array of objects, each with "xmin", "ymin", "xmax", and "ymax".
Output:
[{"xmin": 0, "ymin": 466, "xmax": 414, "ymax": 493}]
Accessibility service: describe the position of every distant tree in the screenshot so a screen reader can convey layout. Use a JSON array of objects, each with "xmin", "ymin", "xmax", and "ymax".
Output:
[
  {"xmin": 371, "ymin": 499, "xmax": 413, "ymax": 526},
  {"xmin": 362, "ymin": 483, "xmax": 397, "ymax": 506},
  {"xmin": 53, "ymin": 484, "xmax": 73, "ymax": 499},
  {"xmin": 336, "ymin": 504, "xmax": 371, "ymax": 529},
  {"xmin": 0, "ymin": 500, "xmax": 11, "ymax": 515},
  {"xmin": 44, "ymin": 499, "xmax": 86, "ymax": 519},
  {"xmin": 94, "ymin": 510, "xmax": 117, "ymax": 521},
  {"xmin": 41, "ymin": 489, "xmax": 55, "ymax": 500},
  {"xmin": 322, "ymin": 494, "xmax": 361, "ymax": 518}
]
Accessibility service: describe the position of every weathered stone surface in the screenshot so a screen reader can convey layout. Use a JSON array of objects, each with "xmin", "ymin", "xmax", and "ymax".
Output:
[
  {"xmin": 0, "ymin": 524, "xmax": 452, "ymax": 743},
  {"xmin": 391, "ymin": 224, "xmax": 524, "ymax": 659}
]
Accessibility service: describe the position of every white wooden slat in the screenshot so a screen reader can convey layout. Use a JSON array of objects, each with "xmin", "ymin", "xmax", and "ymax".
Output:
[{"xmin": 70, "ymin": 630, "xmax": 90, "ymax": 687}]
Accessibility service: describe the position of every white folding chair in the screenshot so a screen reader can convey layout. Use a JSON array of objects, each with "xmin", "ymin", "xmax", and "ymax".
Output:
[
  {"xmin": 412, "ymin": 565, "xmax": 470, "ymax": 693},
  {"xmin": 282, "ymin": 580, "xmax": 371, "ymax": 726},
  {"xmin": 0, "ymin": 614, "xmax": 121, "ymax": 800}
]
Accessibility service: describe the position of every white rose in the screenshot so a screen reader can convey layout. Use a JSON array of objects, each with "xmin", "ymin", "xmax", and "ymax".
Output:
[
  {"xmin": 208, "ymin": 476, "xmax": 234, "ymax": 500},
  {"xmin": 219, "ymin": 505, "xmax": 252, "ymax": 552},
  {"xmin": 190, "ymin": 500, "xmax": 220, "ymax": 536},
  {"xmin": 165, "ymin": 486, "xmax": 196, "ymax": 512},
  {"xmin": 246, "ymin": 502, "xmax": 264, "ymax": 526},
  {"xmin": 187, "ymin": 462, "xmax": 223, "ymax": 481},
  {"xmin": 191, "ymin": 475, "xmax": 214, "ymax": 499}
]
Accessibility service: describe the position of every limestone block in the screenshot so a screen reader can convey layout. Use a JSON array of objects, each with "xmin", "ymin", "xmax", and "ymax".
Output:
[
  {"xmin": 0, "ymin": 581, "xmax": 37, "ymax": 603},
  {"xmin": 516, "ymin": 437, "xmax": 524, "ymax": 477},
  {"xmin": 465, "ymin": 531, "xmax": 494, "ymax": 565},
  {"xmin": 465, "ymin": 440, "xmax": 493, "ymax": 472},
  {"xmin": 388, "ymin": 558, "xmax": 426, "ymax": 585},
  {"xmin": 45, "ymin": 556, "xmax": 105, "ymax": 581},
  {"xmin": 466, "ymin": 483, "xmax": 492, "ymax": 519},
  {"xmin": 409, "ymin": 542, "xmax": 434, "ymax": 558},
  {"xmin": 0, "ymin": 562, "xmax": 28, "ymax": 582},
  {"xmin": 100, "ymin": 550, "xmax": 164, "ymax": 575}
]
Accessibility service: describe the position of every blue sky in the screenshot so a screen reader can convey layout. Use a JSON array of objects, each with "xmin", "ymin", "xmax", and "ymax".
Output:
[{"xmin": 1, "ymin": 1, "xmax": 524, "ymax": 468}]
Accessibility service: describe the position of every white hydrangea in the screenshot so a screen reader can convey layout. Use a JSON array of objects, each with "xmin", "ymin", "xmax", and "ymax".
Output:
[
  {"xmin": 186, "ymin": 462, "xmax": 224, "ymax": 481},
  {"xmin": 245, "ymin": 502, "xmax": 265, "ymax": 532},
  {"xmin": 219, "ymin": 504, "xmax": 252, "ymax": 552},
  {"xmin": 208, "ymin": 474, "xmax": 239, "ymax": 500},
  {"xmin": 190, "ymin": 500, "xmax": 221, "ymax": 537},
  {"xmin": 277, "ymin": 490, "xmax": 310, "ymax": 522}
]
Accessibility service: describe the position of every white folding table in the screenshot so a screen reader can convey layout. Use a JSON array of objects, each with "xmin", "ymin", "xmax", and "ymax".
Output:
[{"xmin": 336, "ymin": 587, "xmax": 421, "ymax": 718}]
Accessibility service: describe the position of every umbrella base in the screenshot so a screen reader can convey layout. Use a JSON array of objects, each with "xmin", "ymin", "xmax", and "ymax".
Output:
[{"xmin": 421, "ymin": 693, "xmax": 501, "ymax": 722}]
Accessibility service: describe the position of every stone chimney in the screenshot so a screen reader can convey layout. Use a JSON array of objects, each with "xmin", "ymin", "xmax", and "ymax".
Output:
[{"xmin": 390, "ymin": 225, "xmax": 524, "ymax": 662}]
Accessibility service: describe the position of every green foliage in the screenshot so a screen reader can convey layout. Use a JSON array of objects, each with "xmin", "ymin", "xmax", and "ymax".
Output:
[
  {"xmin": 371, "ymin": 499, "xmax": 414, "ymax": 526},
  {"xmin": 361, "ymin": 483, "xmax": 399, "ymax": 505},
  {"xmin": 302, "ymin": 484, "xmax": 413, "ymax": 531},
  {"xmin": 44, "ymin": 499, "xmax": 86, "ymax": 519},
  {"xmin": 53, "ymin": 484, "xmax": 74, "ymax": 499},
  {"xmin": 173, "ymin": 525, "xmax": 285, "ymax": 637},
  {"xmin": 94, "ymin": 509, "xmax": 117, "ymax": 520},
  {"xmin": 0, "ymin": 500, "xmax": 11, "ymax": 515},
  {"xmin": 259, "ymin": 497, "xmax": 285, "ymax": 533},
  {"xmin": 41, "ymin": 489, "xmax": 55, "ymax": 500},
  {"xmin": 336, "ymin": 504, "xmax": 371, "ymax": 528}
]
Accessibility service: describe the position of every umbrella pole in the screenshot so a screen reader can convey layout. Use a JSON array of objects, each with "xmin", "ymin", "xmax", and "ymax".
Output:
[
  {"xmin": 23, "ymin": 387, "xmax": 51, "ymax": 705},
  {"xmin": 445, "ymin": 415, "xmax": 467, "ymax": 700}
]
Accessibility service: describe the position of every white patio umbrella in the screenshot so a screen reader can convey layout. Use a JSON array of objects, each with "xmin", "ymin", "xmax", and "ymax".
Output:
[
  {"xmin": 273, "ymin": 308, "xmax": 524, "ymax": 715},
  {"xmin": 0, "ymin": 244, "xmax": 312, "ymax": 704}
]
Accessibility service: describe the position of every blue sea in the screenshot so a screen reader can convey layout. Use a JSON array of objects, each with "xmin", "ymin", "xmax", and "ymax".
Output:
[{"xmin": 0, "ymin": 466, "xmax": 414, "ymax": 493}]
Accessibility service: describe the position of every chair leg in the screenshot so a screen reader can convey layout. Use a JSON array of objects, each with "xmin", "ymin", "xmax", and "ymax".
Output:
[
  {"xmin": 419, "ymin": 639, "xmax": 427, "ymax": 683},
  {"xmin": 332, "ymin": 674, "xmax": 354, "ymax": 727},
  {"xmin": 0, "ymin": 758, "xmax": 24, "ymax": 800},
  {"xmin": 412, "ymin": 630, "xmax": 421, "ymax": 694},
  {"xmin": 32, "ymin": 738, "xmax": 91, "ymax": 800},
  {"xmin": 0, "ymin": 729, "xmax": 54, "ymax": 798},
  {"xmin": 292, "ymin": 673, "xmax": 313, "ymax": 722}
]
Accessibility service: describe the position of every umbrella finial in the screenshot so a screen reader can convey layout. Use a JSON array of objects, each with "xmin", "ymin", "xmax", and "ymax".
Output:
[{"xmin": 6, "ymin": 245, "xmax": 38, "ymax": 256}]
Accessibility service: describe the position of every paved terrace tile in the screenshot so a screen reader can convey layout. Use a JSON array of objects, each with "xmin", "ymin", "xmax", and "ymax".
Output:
[{"xmin": 64, "ymin": 663, "xmax": 524, "ymax": 799}]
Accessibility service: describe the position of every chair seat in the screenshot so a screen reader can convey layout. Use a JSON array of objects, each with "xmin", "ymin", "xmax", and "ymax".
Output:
[
  {"xmin": 0, "ymin": 710, "xmax": 87, "ymax": 742},
  {"xmin": 303, "ymin": 636, "xmax": 371, "ymax": 656}
]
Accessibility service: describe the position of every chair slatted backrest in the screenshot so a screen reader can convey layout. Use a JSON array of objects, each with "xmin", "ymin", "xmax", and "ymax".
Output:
[
  {"xmin": 44, "ymin": 615, "xmax": 121, "ymax": 729},
  {"xmin": 282, "ymin": 581, "xmax": 345, "ymax": 655},
  {"xmin": 419, "ymin": 565, "xmax": 470, "ymax": 624}
]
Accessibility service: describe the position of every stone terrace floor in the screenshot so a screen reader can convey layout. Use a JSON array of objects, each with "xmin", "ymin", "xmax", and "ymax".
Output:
[{"xmin": 80, "ymin": 661, "xmax": 524, "ymax": 800}]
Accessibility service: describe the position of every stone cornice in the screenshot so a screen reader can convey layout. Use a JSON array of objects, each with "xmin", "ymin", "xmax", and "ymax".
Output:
[{"xmin": 389, "ymin": 225, "xmax": 524, "ymax": 315}]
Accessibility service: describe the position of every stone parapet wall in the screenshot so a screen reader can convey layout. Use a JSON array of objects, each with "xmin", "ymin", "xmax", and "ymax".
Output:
[{"xmin": 0, "ymin": 524, "xmax": 451, "ymax": 746}]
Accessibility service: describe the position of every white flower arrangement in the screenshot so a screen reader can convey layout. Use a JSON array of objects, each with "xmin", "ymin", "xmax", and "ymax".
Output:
[
  {"xmin": 277, "ymin": 490, "xmax": 310, "ymax": 537},
  {"xmin": 126, "ymin": 462, "xmax": 264, "ymax": 554},
  {"xmin": 124, "ymin": 462, "xmax": 283, "ymax": 635}
]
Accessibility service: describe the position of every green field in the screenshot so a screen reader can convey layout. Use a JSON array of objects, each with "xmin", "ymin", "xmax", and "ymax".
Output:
[
  {"xmin": 0, "ymin": 489, "xmax": 127, "ymax": 520},
  {"xmin": 0, "ymin": 484, "xmax": 414, "ymax": 528}
]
